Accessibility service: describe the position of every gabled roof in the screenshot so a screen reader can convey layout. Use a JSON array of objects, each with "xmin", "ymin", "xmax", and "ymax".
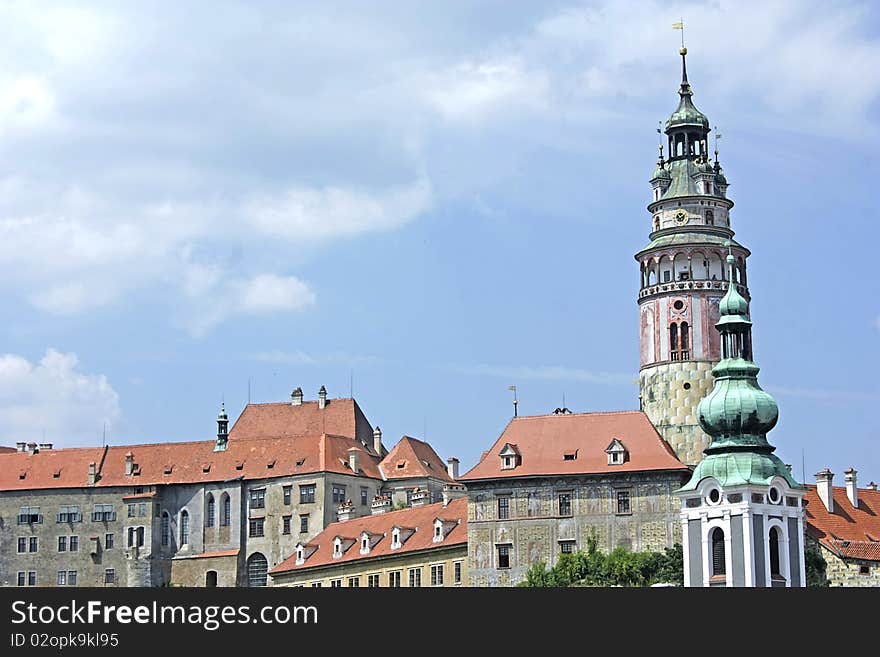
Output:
[
  {"xmin": 805, "ymin": 484, "xmax": 880, "ymax": 562},
  {"xmin": 460, "ymin": 411, "xmax": 688, "ymax": 481},
  {"xmin": 0, "ymin": 446, "xmax": 15, "ymax": 454},
  {"xmin": 380, "ymin": 436, "xmax": 454, "ymax": 482},
  {"xmin": 229, "ymin": 398, "xmax": 374, "ymax": 447},
  {"xmin": 0, "ymin": 433, "xmax": 383, "ymax": 492},
  {"xmin": 270, "ymin": 498, "xmax": 467, "ymax": 576}
]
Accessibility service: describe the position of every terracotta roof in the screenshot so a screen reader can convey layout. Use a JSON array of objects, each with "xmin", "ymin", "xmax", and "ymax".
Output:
[
  {"xmin": 0, "ymin": 446, "xmax": 15, "ymax": 454},
  {"xmin": 270, "ymin": 498, "xmax": 467, "ymax": 575},
  {"xmin": 460, "ymin": 411, "xmax": 688, "ymax": 481},
  {"xmin": 805, "ymin": 484, "xmax": 880, "ymax": 561},
  {"xmin": 0, "ymin": 433, "xmax": 383, "ymax": 491},
  {"xmin": 229, "ymin": 398, "xmax": 374, "ymax": 447},
  {"xmin": 380, "ymin": 436, "xmax": 455, "ymax": 482},
  {"xmin": 174, "ymin": 549, "xmax": 240, "ymax": 560}
]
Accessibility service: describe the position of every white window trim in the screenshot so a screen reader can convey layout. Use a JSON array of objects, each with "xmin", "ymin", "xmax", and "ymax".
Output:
[{"xmin": 701, "ymin": 515, "xmax": 732, "ymax": 588}]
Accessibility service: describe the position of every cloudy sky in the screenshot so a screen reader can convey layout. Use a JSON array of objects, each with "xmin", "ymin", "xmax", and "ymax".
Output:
[{"xmin": 0, "ymin": 0, "xmax": 877, "ymax": 483}]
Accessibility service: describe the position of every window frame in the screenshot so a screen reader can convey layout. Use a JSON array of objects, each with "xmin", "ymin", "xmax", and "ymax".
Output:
[
  {"xmin": 497, "ymin": 544, "xmax": 511, "ymax": 569},
  {"xmin": 299, "ymin": 484, "xmax": 316, "ymax": 504},
  {"xmin": 497, "ymin": 495, "xmax": 511, "ymax": 520},
  {"xmin": 248, "ymin": 517, "xmax": 265, "ymax": 538},
  {"xmin": 558, "ymin": 492, "xmax": 573, "ymax": 517}
]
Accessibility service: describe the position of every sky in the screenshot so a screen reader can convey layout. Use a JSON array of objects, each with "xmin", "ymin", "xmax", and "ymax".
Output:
[{"xmin": 0, "ymin": 0, "xmax": 877, "ymax": 486}]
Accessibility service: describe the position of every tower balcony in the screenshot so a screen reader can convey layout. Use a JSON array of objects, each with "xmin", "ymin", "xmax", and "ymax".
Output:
[{"xmin": 638, "ymin": 278, "xmax": 749, "ymax": 301}]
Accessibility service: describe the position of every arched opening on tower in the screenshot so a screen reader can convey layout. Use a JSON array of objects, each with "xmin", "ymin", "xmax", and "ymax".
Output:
[
  {"xmin": 673, "ymin": 253, "xmax": 689, "ymax": 281},
  {"xmin": 707, "ymin": 252, "xmax": 724, "ymax": 281},
  {"xmin": 711, "ymin": 527, "xmax": 726, "ymax": 579}
]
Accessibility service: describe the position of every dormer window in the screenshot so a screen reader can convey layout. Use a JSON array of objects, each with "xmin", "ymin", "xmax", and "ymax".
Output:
[
  {"xmin": 296, "ymin": 545, "xmax": 305, "ymax": 564},
  {"xmin": 332, "ymin": 536, "xmax": 355, "ymax": 559},
  {"xmin": 433, "ymin": 518, "xmax": 458, "ymax": 543},
  {"xmin": 605, "ymin": 439, "xmax": 628, "ymax": 466},
  {"xmin": 391, "ymin": 528, "xmax": 401, "ymax": 549},
  {"xmin": 499, "ymin": 444, "xmax": 520, "ymax": 470},
  {"xmin": 333, "ymin": 538, "xmax": 342, "ymax": 558}
]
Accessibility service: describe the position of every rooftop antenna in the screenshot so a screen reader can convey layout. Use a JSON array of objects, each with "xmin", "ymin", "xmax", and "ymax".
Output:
[
  {"xmin": 247, "ymin": 377, "xmax": 251, "ymax": 404},
  {"xmin": 802, "ymin": 448, "xmax": 806, "ymax": 485},
  {"xmin": 508, "ymin": 385, "xmax": 518, "ymax": 417}
]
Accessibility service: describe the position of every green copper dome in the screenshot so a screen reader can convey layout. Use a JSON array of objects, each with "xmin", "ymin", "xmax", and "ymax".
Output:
[
  {"xmin": 666, "ymin": 94, "xmax": 709, "ymax": 131},
  {"xmin": 715, "ymin": 167, "xmax": 728, "ymax": 185},
  {"xmin": 718, "ymin": 256, "xmax": 749, "ymax": 317},
  {"xmin": 651, "ymin": 163, "xmax": 671, "ymax": 180}
]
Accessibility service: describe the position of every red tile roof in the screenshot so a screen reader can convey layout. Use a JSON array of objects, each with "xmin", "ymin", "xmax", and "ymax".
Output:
[
  {"xmin": 174, "ymin": 549, "xmax": 240, "ymax": 560},
  {"xmin": 0, "ymin": 433, "xmax": 383, "ymax": 491},
  {"xmin": 0, "ymin": 446, "xmax": 15, "ymax": 454},
  {"xmin": 460, "ymin": 411, "xmax": 688, "ymax": 481},
  {"xmin": 229, "ymin": 398, "xmax": 374, "ymax": 447},
  {"xmin": 270, "ymin": 497, "xmax": 467, "ymax": 575},
  {"xmin": 805, "ymin": 484, "xmax": 880, "ymax": 562},
  {"xmin": 380, "ymin": 436, "xmax": 454, "ymax": 482}
]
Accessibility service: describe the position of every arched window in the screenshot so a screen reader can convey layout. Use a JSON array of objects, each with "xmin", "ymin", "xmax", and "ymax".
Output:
[
  {"xmin": 705, "ymin": 210, "xmax": 714, "ymax": 225},
  {"xmin": 680, "ymin": 322, "xmax": 690, "ymax": 359},
  {"xmin": 221, "ymin": 493, "xmax": 231, "ymax": 527},
  {"xmin": 769, "ymin": 527, "xmax": 782, "ymax": 577},
  {"xmin": 161, "ymin": 512, "xmax": 170, "ymax": 547},
  {"xmin": 247, "ymin": 553, "xmax": 268, "ymax": 587},
  {"xmin": 180, "ymin": 510, "xmax": 190, "ymax": 546},
  {"xmin": 206, "ymin": 494, "xmax": 215, "ymax": 528},
  {"xmin": 206, "ymin": 571, "xmax": 218, "ymax": 587},
  {"xmin": 669, "ymin": 323, "xmax": 679, "ymax": 361},
  {"xmin": 711, "ymin": 527, "xmax": 726, "ymax": 577}
]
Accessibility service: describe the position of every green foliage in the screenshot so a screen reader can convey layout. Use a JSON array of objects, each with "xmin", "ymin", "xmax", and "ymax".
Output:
[
  {"xmin": 519, "ymin": 538, "xmax": 684, "ymax": 588},
  {"xmin": 805, "ymin": 542, "xmax": 828, "ymax": 587}
]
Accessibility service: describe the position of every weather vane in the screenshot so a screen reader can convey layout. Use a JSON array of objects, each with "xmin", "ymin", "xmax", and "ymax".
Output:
[{"xmin": 672, "ymin": 19, "xmax": 685, "ymax": 49}]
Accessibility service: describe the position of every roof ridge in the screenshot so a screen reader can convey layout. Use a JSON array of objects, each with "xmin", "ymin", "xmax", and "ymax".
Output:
[{"xmin": 513, "ymin": 409, "xmax": 644, "ymax": 420}]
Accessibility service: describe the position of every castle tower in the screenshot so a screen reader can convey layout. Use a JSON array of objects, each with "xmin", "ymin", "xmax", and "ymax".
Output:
[
  {"xmin": 675, "ymin": 252, "xmax": 806, "ymax": 587},
  {"xmin": 636, "ymin": 46, "xmax": 750, "ymax": 465}
]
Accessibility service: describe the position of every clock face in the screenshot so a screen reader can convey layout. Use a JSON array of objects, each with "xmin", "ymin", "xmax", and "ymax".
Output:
[{"xmin": 673, "ymin": 209, "xmax": 689, "ymax": 226}]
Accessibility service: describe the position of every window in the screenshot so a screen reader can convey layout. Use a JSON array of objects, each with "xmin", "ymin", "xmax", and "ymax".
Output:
[
  {"xmin": 454, "ymin": 562, "xmax": 462, "ymax": 584},
  {"xmin": 680, "ymin": 322, "xmax": 690, "ymax": 359},
  {"xmin": 221, "ymin": 494, "xmax": 231, "ymax": 526},
  {"xmin": 769, "ymin": 527, "xmax": 782, "ymax": 578},
  {"xmin": 408, "ymin": 568, "xmax": 422, "ymax": 587},
  {"xmin": 249, "ymin": 518, "xmax": 265, "ymax": 538},
  {"xmin": 361, "ymin": 487, "xmax": 369, "ymax": 506},
  {"xmin": 498, "ymin": 496, "xmax": 510, "ymax": 520},
  {"xmin": 558, "ymin": 493, "xmax": 572, "ymax": 517},
  {"xmin": 29, "ymin": 536, "xmax": 38, "ymax": 553},
  {"xmin": 711, "ymin": 527, "xmax": 726, "ymax": 577},
  {"xmin": 332, "ymin": 485, "xmax": 346, "ymax": 504},
  {"xmin": 249, "ymin": 488, "xmax": 266, "ymax": 509},
  {"xmin": 330, "ymin": 579, "xmax": 342, "ymax": 588},
  {"xmin": 431, "ymin": 564, "xmax": 444, "ymax": 586},
  {"xmin": 206, "ymin": 494, "xmax": 215, "ymax": 527},
  {"xmin": 57, "ymin": 570, "xmax": 67, "ymax": 586},
  {"xmin": 367, "ymin": 574, "xmax": 380, "ymax": 587},
  {"xmin": 28, "ymin": 571, "xmax": 36, "ymax": 586},
  {"xmin": 560, "ymin": 541, "xmax": 575, "ymax": 554},
  {"xmin": 247, "ymin": 553, "xmax": 268, "ymax": 587},
  {"xmin": 300, "ymin": 484, "xmax": 316, "ymax": 504},
  {"xmin": 128, "ymin": 503, "xmax": 136, "ymax": 518},
  {"xmin": 138, "ymin": 503, "xmax": 147, "ymax": 517},
  {"xmin": 283, "ymin": 486, "xmax": 292, "ymax": 505},
  {"xmin": 18, "ymin": 506, "xmax": 42, "ymax": 524},
  {"xmin": 69, "ymin": 536, "xmax": 78, "ymax": 552},
  {"xmin": 17, "ymin": 537, "xmax": 27, "ymax": 553},
  {"xmin": 311, "ymin": 582, "xmax": 322, "ymax": 588},
  {"xmin": 347, "ymin": 576, "xmax": 360, "ymax": 588},
  {"xmin": 92, "ymin": 504, "xmax": 115, "ymax": 522},
  {"xmin": 161, "ymin": 513, "xmax": 170, "ymax": 547},
  {"xmin": 105, "ymin": 569, "xmax": 116, "ymax": 584},
  {"xmin": 282, "ymin": 515, "xmax": 291, "ymax": 535},
  {"xmin": 860, "ymin": 565, "xmax": 871, "ymax": 576},
  {"xmin": 670, "ymin": 322, "xmax": 679, "ymax": 360},
  {"xmin": 57, "ymin": 505, "xmax": 81, "ymax": 523},
  {"xmin": 58, "ymin": 536, "xmax": 67, "ymax": 552},
  {"xmin": 300, "ymin": 515, "xmax": 309, "ymax": 534},
  {"xmin": 68, "ymin": 571, "xmax": 77, "ymax": 586},
  {"xmin": 105, "ymin": 533, "xmax": 114, "ymax": 549},
  {"xmin": 389, "ymin": 571, "xmax": 402, "ymax": 587},
  {"xmin": 616, "ymin": 490, "xmax": 631, "ymax": 515},
  {"xmin": 497, "ymin": 545, "xmax": 511, "ymax": 569},
  {"xmin": 180, "ymin": 510, "xmax": 190, "ymax": 545},
  {"xmin": 17, "ymin": 572, "xmax": 25, "ymax": 586}
]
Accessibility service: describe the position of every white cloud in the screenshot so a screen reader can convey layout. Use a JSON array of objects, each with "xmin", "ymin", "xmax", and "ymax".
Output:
[
  {"xmin": 234, "ymin": 274, "xmax": 316, "ymax": 314},
  {"xmin": 0, "ymin": 349, "xmax": 121, "ymax": 448}
]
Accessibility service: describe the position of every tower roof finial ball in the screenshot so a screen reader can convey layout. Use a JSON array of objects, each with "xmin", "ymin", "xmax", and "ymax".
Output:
[{"xmin": 680, "ymin": 47, "xmax": 687, "ymax": 56}]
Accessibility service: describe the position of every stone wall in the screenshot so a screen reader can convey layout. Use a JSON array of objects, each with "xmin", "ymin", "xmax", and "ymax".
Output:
[
  {"xmin": 170, "ymin": 553, "xmax": 239, "ymax": 587},
  {"xmin": 466, "ymin": 471, "xmax": 687, "ymax": 587},
  {"xmin": 640, "ymin": 360, "xmax": 714, "ymax": 465},
  {"xmin": 819, "ymin": 546, "xmax": 880, "ymax": 587}
]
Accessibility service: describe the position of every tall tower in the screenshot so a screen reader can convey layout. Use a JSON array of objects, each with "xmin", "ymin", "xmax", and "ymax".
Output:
[
  {"xmin": 636, "ymin": 46, "xmax": 750, "ymax": 465},
  {"xmin": 675, "ymin": 253, "xmax": 806, "ymax": 587}
]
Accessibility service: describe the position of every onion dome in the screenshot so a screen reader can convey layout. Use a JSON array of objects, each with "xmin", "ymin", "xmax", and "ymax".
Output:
[
  {"xmin": 217, "ymin": 402, "xmax": 228, "ymax": 421},
  {"xmin": 651, "ymin": 162, "xmax": 671, "ymax": 181},
  {"xmin": 714, "ymin": 167, "xmax": 728, "ymax": 185},
  {"xmin": 717, "ymin": 255, "xmax": 749, "ymax": 318},
  {"xmin": 665, "ymin": 48, "xmax": 709, "ymax": 131}
]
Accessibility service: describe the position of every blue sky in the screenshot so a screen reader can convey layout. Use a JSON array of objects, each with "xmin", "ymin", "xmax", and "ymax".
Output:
[{"xmin": 0, "ymin": 1, "xmax": 877, "ymax": 486}]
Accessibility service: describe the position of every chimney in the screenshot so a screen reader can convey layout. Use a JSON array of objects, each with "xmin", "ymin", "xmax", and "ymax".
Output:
[
  {"xmin": 815, "ymin": 468, "xmax": 834, "ymax": 513},
  {"xmin": 371, "ymin": 495, "xmax": 391, "ymax": 515},
  {"xmin": 27, "ymin": 442, "xmax": 37, "ymax": 455},
  {"xmin": 442, "ymin": 483, "xmax": 467, "ymax": 506},
  {"xmin": 348, "ymin": 447, "xmax": 359, "ymax": 475},
  {"xmin": 88, "ymin": 462, "xmax": 97, "ymax": 486},
  {"xmin": 318, "ymin": 385, "xmax": 327, "ymax": 409},
  {"xmin": 372, "ymin": 426, "xmax": 383, "ymax": 455},
  {"xmin": 447, "ymin": 457, "xmax": 460, "ymax": 480},
  {"xmin": 291, "ymin": 387, "xmax": 303, "ymax": 406},
  {"xmin": 845, "ymin": 468, "xmax": 859, "ymax": 509},
  {"xmin": 125, "ymin": 452, "xmax": 134, "ymax": 476},
  {"xmin": 867, "ymin": 481, "xmax": 877, "ymax": 491},
  {"xmin": 337, "ymin": 500, "xmax": 354, "ymax": 522},
  {"xmin": 411, "ymin": 488, "xmax": 430, "ymax": 507},
  {"xmin": 39, "ymin": 443, "xmax": 52, "ymax": 451},
  {"xmin": 16, "ymin": 441, "xmax": 26, "ymax": 452}
]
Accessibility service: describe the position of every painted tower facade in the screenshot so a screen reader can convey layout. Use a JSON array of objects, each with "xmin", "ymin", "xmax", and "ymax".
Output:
[
  {"xmin": 675, "ymin": 254, "xmax": 806, "ymax": 587},
  {"xmin": 636, "ymin": 47, "xmax": 751, "ymax": 466}
]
